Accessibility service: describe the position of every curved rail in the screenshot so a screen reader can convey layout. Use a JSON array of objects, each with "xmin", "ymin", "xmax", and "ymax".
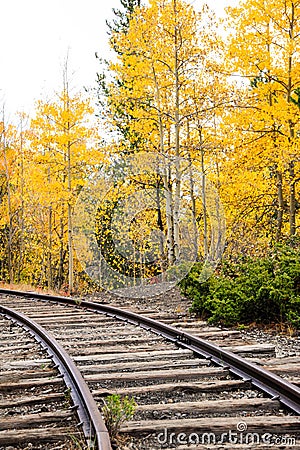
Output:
[
  {"xmin": 0, "ymin": 303, "xmax": 112, "ymax": 450},
  {"xmin": 1, "ymin": 288, "xmax": 300, "ymax": 415}
]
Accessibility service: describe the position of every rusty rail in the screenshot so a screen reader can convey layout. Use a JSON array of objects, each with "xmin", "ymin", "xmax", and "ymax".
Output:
[{"xmin": 0, "ymin": 303, "xmax": 112, "ymax": 450}]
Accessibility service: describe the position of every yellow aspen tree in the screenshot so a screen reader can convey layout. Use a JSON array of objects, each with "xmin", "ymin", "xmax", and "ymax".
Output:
[
  {"xmin": 30, "ymin": 89, "xmax": 102, "ymax": 292},
  {"xmin": 0, "ymin": 112, "xmax": 33, "ymax": 283},
  {"xmin": 14, "ymin": 113, "xmax": 30, "ymax": 283},
  {"xmin": 224, "ymin": 0, "xmax": 300, "ymax": 242},
  {"xmin": 102, "ymin": 0, "xmax": 224, "ymax": 264},
  {"xmin": 0, "ymin": 111, "xmax": 15, "ymax": 282}
]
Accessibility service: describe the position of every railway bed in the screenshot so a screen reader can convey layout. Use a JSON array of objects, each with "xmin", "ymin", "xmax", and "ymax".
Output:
[
  {"xmin": 0, "ymin": 315, "xmax": 85, "ymax": 449},
  {"xmin": 0, "ymin": 288, "xmax": 299, "ymax": 449}
]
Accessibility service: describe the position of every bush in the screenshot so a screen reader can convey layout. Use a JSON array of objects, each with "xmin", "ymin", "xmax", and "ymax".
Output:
[
  {"xmin": 180, "ymin": 243, "xmax": 300, "ymax": 329},
  {"xmin": 102, "ymin": 394, "xmax": 136, "ymax": 442}
]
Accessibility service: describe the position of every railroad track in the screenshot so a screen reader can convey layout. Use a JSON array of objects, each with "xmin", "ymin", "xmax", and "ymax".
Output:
[
  {"xmin": 0, "ymin": 302, "xmax": 110, "ymax": 450},
  {"xmin": 0, "ymin": 288, "xmax": 299, "ymax": 449}
]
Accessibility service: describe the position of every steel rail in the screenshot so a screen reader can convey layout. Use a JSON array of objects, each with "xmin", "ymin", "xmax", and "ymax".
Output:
[
  {"xmin": 0, "ymin": 303, "xmax": 112, "ymax": 450},
  {"xmin": 1, "ymin": 288, "xmax": 300, "ymax": 415}
]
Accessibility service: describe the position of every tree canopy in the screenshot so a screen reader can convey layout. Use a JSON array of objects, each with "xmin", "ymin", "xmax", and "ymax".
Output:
[{"xmin": 0, "ymin": 0, "xmax": 299, "ymax": 296}]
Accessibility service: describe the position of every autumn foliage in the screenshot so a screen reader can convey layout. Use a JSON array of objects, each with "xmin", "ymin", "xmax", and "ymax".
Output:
[{"xmin": 0, "ymin": 0, "xmax": 299, "ymax": 299}]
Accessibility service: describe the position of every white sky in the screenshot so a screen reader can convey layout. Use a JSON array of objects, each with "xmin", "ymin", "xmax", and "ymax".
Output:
[{"xmin": 0, "ymin": 0, "xmax": 238, "ymax": 119}]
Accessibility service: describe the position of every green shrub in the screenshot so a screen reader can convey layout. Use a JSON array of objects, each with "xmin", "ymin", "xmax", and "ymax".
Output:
[
  {"xmin": 102, "ymin": 394, "xmax": 136, "ymax": 441},
  {"xmin": 180, "ymin": 243, "xmax": 300, "ymax": 329}
]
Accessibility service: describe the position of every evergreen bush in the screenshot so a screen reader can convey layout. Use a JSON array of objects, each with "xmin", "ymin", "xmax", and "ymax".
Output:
[{"xmin": 180, "ymin": 243, "xmax": 300, "ymax": 329}]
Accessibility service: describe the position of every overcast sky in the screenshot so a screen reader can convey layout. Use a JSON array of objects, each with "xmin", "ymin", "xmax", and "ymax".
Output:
[{"xmin": 0, "ymin": 0, "xmax": 238, "ymax": 119}]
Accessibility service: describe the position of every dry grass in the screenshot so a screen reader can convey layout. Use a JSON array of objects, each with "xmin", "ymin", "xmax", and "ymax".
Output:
[{"xmin": 0, "ymin": 281, "xmax": 70, "ymax": 297}]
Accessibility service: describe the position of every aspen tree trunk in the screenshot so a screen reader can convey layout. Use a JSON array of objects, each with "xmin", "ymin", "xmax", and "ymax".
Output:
[
  {"xmin": 173, "ymin": 0, "xmax": 181, "ymax": 261},
  {"xmin": 47, "ymin": 167, "xmax": 53, "ymax": 289},
  {"xmin": 48, "ymin": 205, "xmax": 53, "ymax": 289},
  {"xmin": 63, "ymin": 63, "xmax": 74, "ymax": 293},
  {"xmin": 155, "ymin": 172, "xmax": 166, "ymax": 273},
  {"xmin": 152, "ymin": 65, "xmax": 174, "ymax": 265},
  {"xmin": 289, "ymin": 161, "xmax": 296, "ymax": 237},
  {"xmin": 3, "ymin": 152, "xmax": 13, "ymax": 282},
  {"xmin": 1, "ymin": 111, "xmax": 13, "ymax": 282},
  {"xmin": 265, "ymin": 22, "xmax": 285, "ymax": 242},
  {"xmin": 201, "ymin": 157, "xmax": 208, "ymax": 258},
  {"xmin": 67, "ymin": 140, "xmax": 74, "ymax": 293},
  {"xmin": 17, "ymin": 117, "xmax": 25, "ymax": 283},
  {"xmin": 58, "ymin": 216, "xmax": 65, "ymax": 288},
  {"xmin": 186, "ymin": 123, "xmax": 198, "ymax": 258},
  {"xmin": 276, "ymin": 171, "xmax": 284, "ymax": 241},
  {"xmin": 213, "ymin": 113, "xmax": 224, "ymax": 257},
  {"xmin": 200, "ymin": 145, "xmax": 208, "ymax": 258},
  {"xmin": 287, "ymin": 15, "xmax": 297, "ymax": 237},
  {"xmin": 196, "ymin": 125, "xmax": 208, "ymax": 258},
  {"xmin": 164, "ymin": 133, "xmax": 175, "ymax": 265},
  {"xmin": 188, "ymin": 158, "xmax": 198, "ymax": 257}
]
